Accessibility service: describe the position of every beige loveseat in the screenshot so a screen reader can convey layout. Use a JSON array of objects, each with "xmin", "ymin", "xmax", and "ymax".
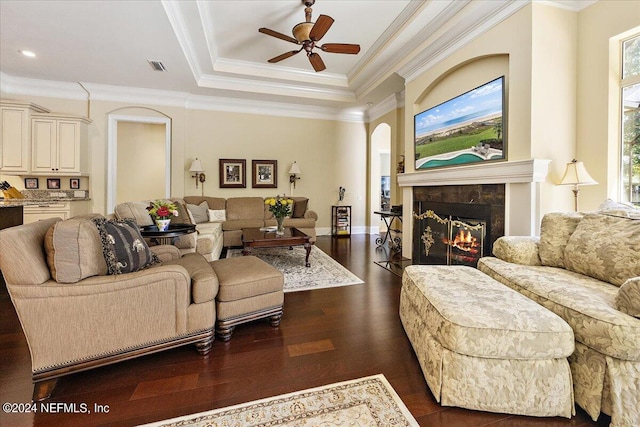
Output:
[
  {"xmin": 114, "ymin": 198, "xmax": 223, "ymax": 261},
  {"xmin": 184, "ymin": 196, "xmax": 317, "ymax": 247},
  {"xmin": 477, "ymin": 209, "xmax": 640, "ymax": 427},
  {"xmin": 0, "ymin": 216, "xmax": 217, "ymax": 400}
]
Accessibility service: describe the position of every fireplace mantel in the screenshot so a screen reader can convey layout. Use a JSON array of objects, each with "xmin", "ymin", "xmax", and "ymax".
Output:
[{"xmin": 398, "ymin": 159, "xmax": 550, "ymax": 187}]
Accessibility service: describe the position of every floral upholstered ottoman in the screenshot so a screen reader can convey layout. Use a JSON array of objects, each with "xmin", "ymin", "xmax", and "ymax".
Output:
[{"xmin": 400, "ymin": 265, "xmax": 575, "ymax": 418}]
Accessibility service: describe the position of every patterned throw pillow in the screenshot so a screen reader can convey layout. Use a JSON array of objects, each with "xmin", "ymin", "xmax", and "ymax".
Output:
[
  {"xmin": 538, "ymin": 212, "xmax": 583, "ymax": 268},
  {"xmin": 564, "ymin": 214, "xmax": 640, "ymax": 286},
  {"xmin": 616, "ymin": 278, "xmax": 640, "ymax": 318},
  {"xmin": 208, "ymin": 209, "xmax": 226, "ymax": 222},
  {"xmin": 92, "ymin": 218, "xmax": 159, "ymax": 275}
]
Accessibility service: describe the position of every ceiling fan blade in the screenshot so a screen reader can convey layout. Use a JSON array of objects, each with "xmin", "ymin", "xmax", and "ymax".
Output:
[
  {"xmin": 308, "ymin": 52, "xmax": 326, "ymax": 72},
  {"xmin": 268, "ymin": 50, "xmax": 302, "ymax": 63},
  {"xmin": 309, "ymin": 14, "xmax": 334, "ymax": 41},
  {"xmin": 259, "ymin": 27, "xmax": 300, "ymax": 45},
  {"xmin": 320, "ymin": 43, "xmax": 361, "ymax": 54}
]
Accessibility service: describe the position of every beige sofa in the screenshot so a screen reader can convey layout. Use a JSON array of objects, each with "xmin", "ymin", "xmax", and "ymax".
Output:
[
  {"xmin": 184, "ymin": 196, "xmax": 317, "ymax": 247},
  {"xmin": 477, "ymin": 209, "xmax": 640, "ymax": 427},
  {"xmin": 0, "ymin": 216, "xmax": 218, "ymax": 400},
  {"xmin": 114, "ymin": 198, "xmax": 223, "ymax": 261}
]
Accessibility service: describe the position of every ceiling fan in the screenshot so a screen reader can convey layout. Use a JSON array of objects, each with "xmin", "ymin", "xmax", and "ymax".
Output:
[{"xmin": 258, "ymin": 0, "xmax": 361, "ymax": 72}]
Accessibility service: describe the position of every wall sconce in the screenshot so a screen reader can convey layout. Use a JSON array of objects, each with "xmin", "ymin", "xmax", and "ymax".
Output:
[
  {"xmin": 559, "ymin": 159, "xmax": 597, "ymax": 211},
  {"xmin": 189, "ymin": 158, "xmax": 206, "ymax": 189},
  {"xmin": 289, "ymin": 161, "xmax": 301, "ymax": 188}
]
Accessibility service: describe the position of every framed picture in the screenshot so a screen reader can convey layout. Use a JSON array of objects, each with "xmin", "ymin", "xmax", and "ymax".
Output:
[
  {"xmin": 46, "ymin": 178, "xmax": 61, "ymax": 190},
  {"xmin": 24, "ymin": 178, "xmax": 39, "ymax": 189},
  {"xmin": 252, "ymin": 160, "xmax": 277, "ymax": 188},
  {"xmin": 219, "ymin": 159, "xmax": 246, "ymax": 188},
  {"xmin": 70, "ymin": 178, "xmax": 80, "ymax": 189}
]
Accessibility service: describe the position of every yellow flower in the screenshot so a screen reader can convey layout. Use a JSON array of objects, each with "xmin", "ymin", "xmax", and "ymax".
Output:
[{"xmin": 269, "ymin": 199, "xmax": 276, "ymax": 206}]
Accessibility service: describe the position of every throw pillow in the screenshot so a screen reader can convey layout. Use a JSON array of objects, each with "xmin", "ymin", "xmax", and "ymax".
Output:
[
  {"xmin": 564, "ymin": 214, "xmax": 640, "ymax": 286},
  {"xmin": 208, "ymin": 209, "xmax": 226, "ymax": 222},
  {"xmin": 170, "ymin": 199, "xmax": 193, "ymax": 224},
  {"xmin": 616, "ymin": 277, "xmax": 640, "ymax": 318},
  {"xmin": 292, "ymin": 197, "xmax": 308, "ymax": 218},
  {"xmin": 538, "ymin": 212, "xmax": 583, "ymax": 268},
  {"xmin": 92, "ymin": 217, "xmax": 159, "ymax": 275},
  {"xmin": 187, "ymin": 201, "xmax": 209, "ymax": 224},
  {"xmin": 44, "ymin": 214, "xmax": 107, "ymax": 283}
]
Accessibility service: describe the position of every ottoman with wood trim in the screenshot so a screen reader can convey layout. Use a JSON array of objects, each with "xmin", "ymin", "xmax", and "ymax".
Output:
[
  {"xmin": 209, "ymin": 256, "xmax": 284, "ymax": 341},
  {"xmin": 399, "ymin": 265, "xmax": 575, "ymax": 418}
]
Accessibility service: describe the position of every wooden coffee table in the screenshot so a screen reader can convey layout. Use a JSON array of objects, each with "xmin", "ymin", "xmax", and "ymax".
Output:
[{"xmin": 242, "ymin": 227, "xmax": 312, "ymax": 267}]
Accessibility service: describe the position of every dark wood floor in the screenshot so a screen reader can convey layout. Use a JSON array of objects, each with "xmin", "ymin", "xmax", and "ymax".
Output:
[{"xmin": 1, "ymin": 235, "xmax": 610, "ymax": 427}]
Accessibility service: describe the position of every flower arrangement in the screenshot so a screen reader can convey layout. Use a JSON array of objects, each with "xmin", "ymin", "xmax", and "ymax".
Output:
[
  {"xmin": 265, "ymin": 195, "xmax": 293, "ymax": 219},
  {"xmin": 147, "ymin": 200, "xmax": 179, "ymax": 220}
]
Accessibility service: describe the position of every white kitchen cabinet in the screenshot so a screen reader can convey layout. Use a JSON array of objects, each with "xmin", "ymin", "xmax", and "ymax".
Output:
[
  {"xmin": 31, "ymin": 114, "xmax": 91, "ymax": 175},
  {"xmin": 0, "ymin": 100, "xmax": 49, "ymax": 174},
  {"xmin": 22, "ymin": 201, "xmax": 91, "ymax": 224}
]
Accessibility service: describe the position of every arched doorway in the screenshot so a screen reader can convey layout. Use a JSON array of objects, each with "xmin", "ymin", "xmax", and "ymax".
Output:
[
  {"xmin": 107, "ymin": 112, "xmax": 171, "ymax": 213},
  {"xmin": 370, "ymin": 123, "xmax": 391, "ymax": 234}
]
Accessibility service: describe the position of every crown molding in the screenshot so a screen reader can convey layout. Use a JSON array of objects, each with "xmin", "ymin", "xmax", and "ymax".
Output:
[
  {"xmin": 367, "ymin": 92, "xmax": 404, "ymax": 122},
  {"xmin": 162, "ymin": 0, "xmax": 354, "ymax": 99},
  {"xmin": 161, "ymin": 0, "xmax": 204, "ymax": 79},
  {"xmin": 397, "ymin": 0, "xmax": 526, "ymax": 83},
  {"xmin": 186, "ymin": 94, "xmax": 364, "ymax": 122},
  {"xmin": 0, "ymin": 72, "xmax": 88, "ymax": 100},
  {"xmin": 538, "ymin": 1, "xmax": 598, "ymax": 12},
  {"xmin": 197, "ymin": 73, "xmax": 355, "ymax": 102},
  {"xmin": 354, "ymin": 0, "xmax": 469, "ymax": 100},
  {"xmin": 0, "ymin": 72, "xmax": 364, "ymax": 123},
  {"xmin": 214, "ymin": 58, "xmax": 349, "ymax": 88}
]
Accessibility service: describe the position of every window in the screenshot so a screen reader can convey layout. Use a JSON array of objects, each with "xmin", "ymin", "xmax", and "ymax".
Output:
[{"xmin": 621, "ymin": 35, "xmax": 640, "ymax": 205}]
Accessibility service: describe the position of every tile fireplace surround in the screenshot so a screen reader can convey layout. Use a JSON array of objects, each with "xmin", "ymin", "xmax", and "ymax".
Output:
[{"xmin": 398, "ymin": 159, "xmax": 550, "ymax": 259}]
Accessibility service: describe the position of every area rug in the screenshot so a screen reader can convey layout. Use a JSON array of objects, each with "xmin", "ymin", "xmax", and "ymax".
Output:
[
  {"xmin": 140, "ymin": 374, "xmax": 419, "ymax": 427},
  {"xmin": 226, "ymin": 246, "xmax": 364, "ymax": 292}
]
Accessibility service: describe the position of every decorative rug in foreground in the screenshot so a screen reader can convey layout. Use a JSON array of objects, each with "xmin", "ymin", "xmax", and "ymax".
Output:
[
  {"xmin": 140, "ymin": 374, "xmax": 419, "ymax": 427},
  {"xmin": 227, "ymin": 246, "xmax": 364, "ymax": 292}
]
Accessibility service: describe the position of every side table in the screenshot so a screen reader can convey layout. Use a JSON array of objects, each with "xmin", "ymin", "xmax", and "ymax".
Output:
[{"xmin": 140, "ymin": 223, "xmax": 196, "ymax": 246}]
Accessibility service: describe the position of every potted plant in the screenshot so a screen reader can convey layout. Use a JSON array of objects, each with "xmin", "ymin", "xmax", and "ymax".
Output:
[
  {"xmin": 147, "ymin": 200, "xmax": 179, "ymax": 231},
  {"xmin": 265, "ymin": 195, "xmax": 293, "ymax": 235}
]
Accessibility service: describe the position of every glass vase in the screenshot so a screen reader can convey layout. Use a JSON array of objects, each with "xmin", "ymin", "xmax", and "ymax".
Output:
[{"xmin": 276, "ymin": 216, "xmax": 285, "ymax": 235}]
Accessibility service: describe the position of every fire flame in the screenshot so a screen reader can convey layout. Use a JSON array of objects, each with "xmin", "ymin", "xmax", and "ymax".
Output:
[{"xmin": 443, "ymin": 228, "xmax": 479, "ymax": 253}]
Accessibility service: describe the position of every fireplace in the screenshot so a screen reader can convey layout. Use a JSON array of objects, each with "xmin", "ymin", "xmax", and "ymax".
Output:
[{"xmin": 413, "ymin": 201, "xmax": 490, "ymax": 267}]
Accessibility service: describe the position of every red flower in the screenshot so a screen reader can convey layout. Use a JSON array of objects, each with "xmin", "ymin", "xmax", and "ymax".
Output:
[{"xmin": 156, "ymin": 206, "xmax": 171, "ymax": 218}]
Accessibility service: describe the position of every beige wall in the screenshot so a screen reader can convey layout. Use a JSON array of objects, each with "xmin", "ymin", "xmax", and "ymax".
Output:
[
  {"xmin": 0, "ymin": 92, "xmax": 367, "ymax": 231},
  {"xmin": 576, "ymin": 0, "xmax": 640, "ymax": 209},
  {"xmin": 116, "ymin": 121, "xmax": 166, "ymax": 203}
]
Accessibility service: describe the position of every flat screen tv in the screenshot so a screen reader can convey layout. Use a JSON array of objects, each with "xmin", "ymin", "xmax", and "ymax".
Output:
[{"xmin": 414, "ymin": 76, "xmax": 505, "ymax": 170}]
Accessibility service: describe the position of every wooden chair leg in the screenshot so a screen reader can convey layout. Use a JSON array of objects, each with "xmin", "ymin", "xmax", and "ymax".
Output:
[{"xmin": 33, "ymin": 378, "xmax": 58, "ymax": 401}]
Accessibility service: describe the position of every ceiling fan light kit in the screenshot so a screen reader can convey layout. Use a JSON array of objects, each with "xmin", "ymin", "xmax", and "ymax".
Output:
[{"xmin": 258, "ymin": 0, "xmax": 360, "ymax": 72}]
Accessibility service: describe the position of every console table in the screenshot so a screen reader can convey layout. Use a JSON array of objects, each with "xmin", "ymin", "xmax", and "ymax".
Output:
[{"xmin": 374, "ymin": 210, "xmax": 403, "ymax": 252}]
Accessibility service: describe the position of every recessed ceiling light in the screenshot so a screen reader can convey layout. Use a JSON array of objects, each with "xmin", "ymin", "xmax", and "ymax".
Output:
[{"xmin": 19, "ymin": 50, "xmax": 36, "ymax": 58}]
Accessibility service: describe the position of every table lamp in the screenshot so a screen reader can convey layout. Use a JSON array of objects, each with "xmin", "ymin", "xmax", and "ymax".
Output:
[{"xmin": 559, "ymin": 159, "xmax": 597, "ymax": 211}]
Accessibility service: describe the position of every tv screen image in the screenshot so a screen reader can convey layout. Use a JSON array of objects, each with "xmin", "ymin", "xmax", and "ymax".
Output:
[{"xmin": 414, "ymin": 76, "xmax": 505, "ymax": 170}]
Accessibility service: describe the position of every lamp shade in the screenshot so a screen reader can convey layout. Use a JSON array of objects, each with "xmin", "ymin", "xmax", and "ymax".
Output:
[
  {"xmin": 288, "ymin": 162, "xmax": 301, "ymax": 175},
  {"xmin": 189, "ymin": 158, "xmax": 203, "ymax": 173},
  {"xmin": 559, "ymin": 160, "xmax": 597, "ymax": 186}
]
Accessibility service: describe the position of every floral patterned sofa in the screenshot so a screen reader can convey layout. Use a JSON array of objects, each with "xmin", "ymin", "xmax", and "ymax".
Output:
[{"xmin": 477, "ymin": 206, "xmax": 640, "ymax": 427}]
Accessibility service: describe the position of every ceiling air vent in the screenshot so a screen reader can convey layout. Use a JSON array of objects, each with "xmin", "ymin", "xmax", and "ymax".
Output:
[{"xmin": 147, "ymin": 60, "xmax": 167, "ymax": 72}]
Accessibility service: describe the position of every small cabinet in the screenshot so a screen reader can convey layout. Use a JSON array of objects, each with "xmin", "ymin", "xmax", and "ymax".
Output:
[
  {"xmin": 332, "ymin": 205, "xmax": 351, "ymax": 237},
  {"xmin": 23, "ymin": 201, "xmax": 90, "ymax": 224},
  {"xmin": 0, "ymin": 100, "xmax": 49, "ymax": 174},
  {"xmin": 31, "ymin": 114, "xmax": 91, "ymax": 175}
]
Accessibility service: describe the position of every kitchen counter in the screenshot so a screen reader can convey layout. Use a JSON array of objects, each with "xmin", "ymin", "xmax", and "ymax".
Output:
[{"xmin": 0, "ymin": 198, "xmax": 91, "ymax": 207}]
